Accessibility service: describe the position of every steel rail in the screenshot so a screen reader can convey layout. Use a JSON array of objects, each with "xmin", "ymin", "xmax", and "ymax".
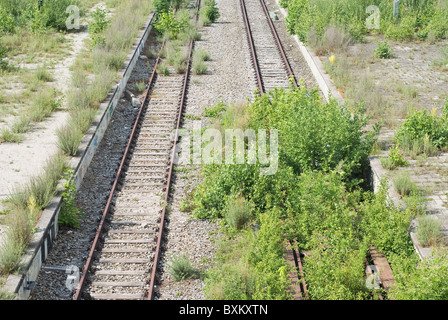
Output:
[
  {"xmin": 72, "ymin": 38, "xmax": 166, "ymax": 301},
  {"xmin": 147, "ymin": 0, "xmax": 201, "ymax": 300},
  {"xmin": 296, "ymin": 247, "xmax": 309, "ymax": 300},
  {"xmin": 258, "ymin": 0, "xmax": 298, "ymax": 87}
]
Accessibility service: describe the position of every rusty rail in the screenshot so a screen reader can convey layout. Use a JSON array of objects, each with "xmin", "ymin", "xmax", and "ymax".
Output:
[
  {"xmin": 240, "ymin": 0, "xmax": 298, "ymax": 95},
  {"xmin": 147, "ymin": 0, "xmax": 201, "ymax": 300},
  {"xmin": 258, "ymin": 0, "xmax": 298, "ymax": 87},
  {"xmin": 73, "ymin": 1, "xmax": 201, "ymax": 299},
  {"xmin": 240, "ymin": 0, "xmax": 264, "ymax": 94},
  {"xmin": 72, "ymin": 39, "xmax": 166, "ymax": 300}
]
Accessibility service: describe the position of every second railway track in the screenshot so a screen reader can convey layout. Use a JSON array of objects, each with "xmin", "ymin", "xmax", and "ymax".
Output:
[
  {"xmin": 241, "ymin": 0, "xmax": 297, "ymax": 93},
  {"xmin": 73, "ymin": 1, "xmax": 200, "ymax": 300}
]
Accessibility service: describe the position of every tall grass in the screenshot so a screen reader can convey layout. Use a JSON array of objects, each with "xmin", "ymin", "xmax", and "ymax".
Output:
[
  {"xmin": 1, "ymin": 153, "xmax": 67, "ymax": 275},
  {"xmin": 416, "ymin": 215, "xmax": 443, "ymax": 247},
  {"xmin": 7, "ymin": 153, "xmax": 67, "ymax": 210}
]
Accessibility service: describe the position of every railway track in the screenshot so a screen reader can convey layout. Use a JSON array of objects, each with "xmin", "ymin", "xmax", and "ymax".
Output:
[
  {"xmin": 72, "ymin": 2, "xmax": 200, "ymax": 300},
  {"xmin": 240, "ymin": 0, "xmax": 297, "ymax": 94}
]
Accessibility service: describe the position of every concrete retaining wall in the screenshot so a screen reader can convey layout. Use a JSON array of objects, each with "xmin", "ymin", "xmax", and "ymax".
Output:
[{"xmin": 2, "ymin": 12, "xmax": 155, "ymax": 300}]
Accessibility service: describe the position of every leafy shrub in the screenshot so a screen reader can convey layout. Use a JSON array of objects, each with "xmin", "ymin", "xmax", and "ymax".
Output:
[
  {"xmin": 0, "ymin": 41, "xmax": 7, "ymax": 71},
  {"xmin": 56, "ymin": 123, "xmax": 83, "ymax": 156},
  {"xmin": 200, "ymin": 0, "xmax": 220, "ymax": 25},
  {"xmin": 380, "ymin": 144, "xmax": 408, "ymax": 170},
  {"xmin": 59, "ymin": 169, "xmax": 83, "ymax": 228},
  {"xmin": 374, "ymin": 40, "xmax": 394, "ymax": 59},
  {"xmin": 202, "ymin": 101, "xmax": 226, "ymax": 118},
  {"xmin": 89, "ymin": 7, "xmax": 109, "ymax": 34},
  {"xmin": 0, "ymin": 6, "xmax": 14, "ymax": 33},
  {"xmin": 153, "ymin": 0, "xmax": 171, "ymax": 14},
  {"xmin": 191, "ymin": 55, "xmax": 207, "ymax": 74},
  {"xmin": 284, "ymin": 0, "xmax": 448, "ymax": 44},
  {"xmin": 395, "ymin": 108, "xmax": 448, "ymax": 150},
  {"xmin": 89, "ymin": 7, "xmax": 109, "ymax": 48},
  {"xmin": 154, "ymin": 9, "xmax": 185, "ymax": 39},
  {"xmin": 248, "ymin": 86, "xmax": 375, "ymax": 186}
]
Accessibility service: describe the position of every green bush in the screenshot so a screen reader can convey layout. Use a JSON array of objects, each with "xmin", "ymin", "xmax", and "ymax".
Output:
[
  {"xmin": 0, "ymin": 6, "xmax": 14, "ymax": 33},
  {"xmin": 59, "ymin": 169, "xmax": 83, "ymax": 228},
  {"xmin": 395, "ymin": 108, "xmax": 448, "ymax": 150},
  {"xmin": 380, "ymin": 144, "xmax": 408, "ymax": 170},
  {"xmin": 56, "ymin": 123, "xmax": 83, "ymax": 156},
  {"xmin": 0, "ymin": 41, "xmax": 7, "ymax": 71},
  {"xmin": 200, "ymin": 0, "xmax": 220, "ymax": 25},
  {"xmin": 374, "ymin": 40, "xmax": 394, "ymax": 59},
  {"xmin": 154, "ymin": 9, "xmax": 185, "ymax": 39},
  {"xmin": 153, "ymin": 0, "xmax": 171, "ymax": 14}
]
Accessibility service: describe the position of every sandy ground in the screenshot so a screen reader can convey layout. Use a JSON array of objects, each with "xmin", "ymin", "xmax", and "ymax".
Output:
[{"xmin": 0, "ymin": 3, "xmax": 107, "ymax": 243}]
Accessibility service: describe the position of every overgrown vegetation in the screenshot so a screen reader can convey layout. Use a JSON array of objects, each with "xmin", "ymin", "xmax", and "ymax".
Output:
[
  {"xmin": 199, "ymin": 0, "xmax": 220, "ymax": 26},
  {"xmin": 185, "ymin": 85, "xmax": 447, "ymax": 300},
  {"xmin": 374, "ymin": 40, "xmax": 394, "ymax": 59},
  {"xmin": 394, "ymin": 104, "xmax": 448, "ymax": 157},
  {"xmin": 282, "ymin": 0, "xmax": 448, "ymax": 45},
  {"xmin": 58, "ymin": 169, "xmax": 84, "ymax": 228}
]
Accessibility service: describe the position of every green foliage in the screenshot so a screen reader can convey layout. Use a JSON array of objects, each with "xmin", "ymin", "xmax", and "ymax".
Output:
[
  {"xmin": 0, "ymin": 6, "xmax": 14, "ymax": 33},
  {"xmin": 199, "ymin": 0, "xmax": 220, "ymax": 26},
  {"xmin": 389, "ymin": 250, "xmax": 448, "ymax": 300},
  {"xmin": 59, "ymin": 169, "xmax": 83, "ymax": 228},
  {"xmin": 202, "ymin": 101, "xmax": 226, "ymax": 118},
  {"xmin": 153, "ymin": 0, "xmax": 171, "ymax": 14},
  {"xmin": 359, "ymin": 180, "xmax": 414, "ymax": 257},
  {"xmin": 154, "ymin": 9, "xmax": 186, "ymax": 39},
  {"xmin": 0, "ymin": 0, "xmax": 80, "ymax": 32},
  {"xmin": 380, "ymin": 144, "xmax": 408, "ymax": 170},
  {"xmin": 167, "ymin": 254, "xmax": 198, "ymax": 281},
  {"xmin": 205, "ymin": 211, "xmax": 290, "ymax": 300},
  {"xmin": 0, "ymin": 40, "xmax": 7, "ymax": 71},
  {"xmin": 416, "ymin": 215, "xmax": 443, "ymax": 247},
  {"xmin": 374, "ymin": 40, "xmax": 394, "ymax": 59},
  {"xmin": 279, "ymin": 0, "xmax": 289, "ymax": 8},
  {"xmin": 395, "ymin": 108, "xmax": 448, "ymax": 150},
  {"xmin": 89, "ymin": 7, "xmax": 109, "ymax": 48},
  {"xmin": 56, "ymin": 122, "xmax": 83, "ymax": 156},
  {"xmin": 248, "ymin": 86, "xmax": 374, "ymax": 186},
  {"xmin": 284, "ymin": 0, "xmax": 448, "ymax": 43}
]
